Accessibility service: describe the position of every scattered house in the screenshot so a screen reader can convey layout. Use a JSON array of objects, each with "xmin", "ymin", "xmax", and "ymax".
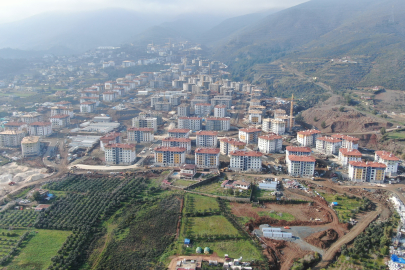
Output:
[
  {"xmin": 180, "ymin": 164, "xmax": 196, "ymax": 179},
  {"xmin": 221, "ymin": 180, "xmax": 250, "ymax": 190},
  {"xmin": 35, "ymin": 204, "xmax": 51, "ymax": 211}
]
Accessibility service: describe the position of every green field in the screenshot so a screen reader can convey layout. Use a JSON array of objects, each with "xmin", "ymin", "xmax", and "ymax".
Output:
[
  {"xmin": 6, "ymin": 229, "xmax": 71, "ymax": 270},
  {"xmin": 185, "ymin": 194, "xmax": 219, "ymax": 212},
  {"xmin": 258, "ymin": 211, "xmax": 295, "ymax": 221},
  {"xmin": 172, "ymin": 179, "xmax": 195, "ymax": 187},
  {"xmin": 387, "ymin": 131, "xmax": 405, "ymax": 140},
  {"xmin": 190, "ymin": 216, "xmax": 239, "ymax": 236},
  {"xmin": 321, "ymin": 193, "xmax": 362, "ymax": 222}
]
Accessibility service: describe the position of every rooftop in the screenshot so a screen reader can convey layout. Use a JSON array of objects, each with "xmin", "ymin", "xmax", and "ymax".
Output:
[
  {"xmin": 259, "ymin": 134, "xmax": 282, "ymax": 141},
  {"xmin": 331, "ymin": 134, "xmax": 360, "ymax": 142},
  {"xmin": 196, "ymin": 131, "xmax": 218, "ymax": 136},
  {"xmin": 105, "ymin": 143, "xmax": 136, "ymax": 149},
  {"xmin": 339, "ymin": 148, "xmax": 362, "ymax": 156},
  {"xmin": 195, "ymin": 148, "xmax": 220, "ymax": 154},
  {"xmin": 4, "ymin": 122, "xmax": 25, "ymax": 126},
  {"xmin": 154, "ymin": 146, "xmax": 187, "ymax": 152},
  {"xmin": 220, "ymin": 138, "xmax": 246, "ymax": 146},
  {"xmin": 178, "ymin": 117, "xmax": 202, "ymax": 120},
  {"xmin": 317, "ymin": 136, "xmax": 342, "ymax": 143},
  {"xmin": 239, "ymin": 127, "xmax": 261, "ymax": 133},
  {"xmin": 162, "ymin": 137, "xmax": 191, "ymax": 142},
  {"xmin": 288, "ymin": 155, "xmax": 316, "ymax": 162},
  {"xmin": 286, "ymin": 146, "xmax": 311, "ymax": 152},
  {"xmin": 349, "ymin": 161, "xmax": 386, "ymax": 168},
  {"xmin": 297, "ymin": 129, "xmax": 321, "ymax": 136},
  {"xmin": 127, "ymin": 127, "xmax": 154, "ymax": 132},
  {"xmin": 206, "ymin": 117, "xmax": 230, "ymax": 121},
  {"xmin": 51, "ymin": 114, "xmax": 70, "ymax": 119},
  {"xmin": 168, "ymin": 129, "xmax": 191, "ymax": 133},
  {"xmin": 29, "ymin": 121, "xmax": 52, "ymax": 126},
  {"xmin": 375, "ymin": 151, "xmax": 400, "ymax": 161},
  {"xmin": 230, "ymin": 150, "xmax": 263, "ymax": 157},
  {"xmin": 21, "ymin": 136, "xmax": 40, "ymax": 144}
]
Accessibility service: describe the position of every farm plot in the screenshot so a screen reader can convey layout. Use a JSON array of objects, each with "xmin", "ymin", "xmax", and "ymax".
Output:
[
  {"xmin": 189, "ymin": 216, "xmax": 240, "ymax": 236},
  {"xmin": 320, "ymin": 193, "xmax": 364, "ymax": 222},
  {"xmin": 172, "ymin": 179, "xmax": 195, "ymax": 188},
  {"xmin": 0, "ymin": 229, "xmax": 27, "ymax": 258},
  {"xmin": 45, "ymin": 175, "xmax": 124, "ymax": 193},
  {"xmin": 0, "ymin": 210, "xmax": 38, "ymax": 228},
  {"xmin": 192, "ymin": 181, "xmax": 226, "ymax": 195},
  {"xmin": 184, "ymin": 194, "xmax": 219, "ymax": 213}
]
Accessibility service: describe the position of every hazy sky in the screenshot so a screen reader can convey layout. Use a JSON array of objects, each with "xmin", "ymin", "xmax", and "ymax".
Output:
[{"xmin": 0, "ymin": 0, "xmax": 308, "ymax": 24}]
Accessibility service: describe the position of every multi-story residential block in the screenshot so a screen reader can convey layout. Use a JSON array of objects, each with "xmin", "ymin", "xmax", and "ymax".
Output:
[
  {"xmin": 375, "ymin": 151, "xmax": 400, "ymax": 177},
  {"xmin": 239, "ymin": 127, "xmax": 261, "ymax": 144},
  {"xmin": 348, "ymin": 161, "xmax": 386, "ymax": 183},
  {"xmin": 316, "ymin": 137, "xmax": 342, "ymax": 155},
  {"xmin": 275, "ymin": 115, "xmax": 295, "ymax": 132},
  {"xmin": 287, "ymin": 155, "xmax": 316, "ymax": 177},
  {"xmin": 262, "ymin": 119, "xmax": 271, "ymax": 133},
  {"xmin": 338, "ymin": 148, "xmax": 362, "ymax": 166},
  {"xmin": 80, "ymin": 97, "xmax": 100, "ymax": 106},
  {"xmin": 332, "ymin": 134, "xmax": 359, "ymax": 149},
  {"xmin": 20, "ymin": 114, "xmax": 42, "ymax": 124},
  {"xmin": 50, "ymin": 114, "xmax": 70, "ymax": 128},
  {"xmin": 162, "ymin": 137, "xmax": 192, "ymax": 153},
  {"xmin": 297, "ymin": 129, "xmax": 321, "ymax": 147},
  {"xmin": 4, "ymin": 122, "xmax": 27, "ymax": 131},
  {"xmin": 196, "ymin": 131, "xmax": 218, "ymax": 148},
  {"xmin": 178, "ymin": 117, "xmax": 202, "ymax": 131},
  {"xmin": 214, "ymin": 105, "xmax": 227, "ymax": 117},
  {"xmin": 55, "ymin": 101, "xmax": 72, "ymax": 108},
  {"xmin": 211, "ymin": 96, "xmax": 232, "ymax": 109},
  {"xmin": 132, "ymin": 116, "xmax": 157, "ymax": 132},
  {"xmin": 155, "ymin": 101, "xmax": 171, "ymax": 111},
  {"xmin": 219, "ymin": 138, "xmax": 246, "ymax": 155},
  {"xmin": 51, "ymin": 106, "xmax": 74, "ymax": 118},
  {"xmin": 104, "ymin": 143, "xmax": 136, "ymax": 165},
  {"xmin": 127, "ymin": 127, "xmax": 154, "ymax": 143},
  {"xmin": 80, "ymin": 102, "xmax": 96, "ymax": 113},
  {"xmin": 194, "ymin": 103, "xmax": 212, "ymax": 116},
  {"xmin": 168, "ymin": 129, "xmax": 191, "ymax": 138},
  {"xmin": 286, "ymin": 146, "xmax": 311, "ymax": 163},
  {"xmin": 0, "ymin": 130, "xmax": 25, "ymax": 147},
  {"xmin": 195, "ymin": 148, "xmax": 220, "ymax": 169},
  {"xmin": 177, "ymin": 104, "xmax": 190, "ymax": 117},
  {"xmin": 270, "ymin": 119, "xmax": 286, "ymax": 135},
  {"xmin": 99, "ymin": 132, "xmax": 122, "ymax": 151},
  {"xmin": 274, "ymin": 109, "xmax": 286, "ymax": 118},
  {"xmin": 248, "ymin": 110, "xmax": 262, "ymax": 124},
  {"xmin": 229, "ymin": 150, "xmax": 263, "ymax": 172},
  {"xmin": 154, "ymin": 146, "xmax": 186, "ymax": 167},
  {"xmin": 28, "ymin": 122, "xmax": 52, "ymax": 137},
  {"xmin": 205, "ymin": 117, "xmax": 231, "ymax": 131},
  {"xmin": 21, "ymin": 136, "xmax": 41, "ymax": 157},
  {"xmin": 258, "ymin": 134, "xmax": 283, "ymax": 154},
  {"xmin": 103, "ymin": 91, "xmax": 117, "ymax": 102}
]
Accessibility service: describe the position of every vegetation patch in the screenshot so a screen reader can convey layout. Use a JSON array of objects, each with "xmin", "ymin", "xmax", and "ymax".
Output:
[
  {"xmin": 320, "ymin": 193, "xmax": 372, "ymax": 222},
  {"xmin": 172, "ymin": 179, "xmax": 195, "ymax": 187},
  {"xmin": 258, "ymin": 211, "xmax": 295, "ymax": 222},
  {"xmin": 0, "ymin": 210, "xmax": 38, "ymax": 229},
  {"xmin": 184, "ymin": 194, "xmax": 219, "ymax": 213},
  {"xmin": 189, "ymin": 216, "xmax": 240, "ymax": 236}
]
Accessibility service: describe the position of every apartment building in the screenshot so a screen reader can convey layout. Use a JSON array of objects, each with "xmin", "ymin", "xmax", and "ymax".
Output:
[
  {"xmin": 155, "ymin": 101, "xmax": 171, "ymax": 111},
  {"xmin": 315, "ymin": 137, "xmax": 342, "ymax": 155},
  {"xmin": 219, "ymin": 138, "xmax": 246, "ymax": 156},
  {"xmin": 196, "ymin": 131, "xmax": 218, "ymax": 147},
  {"xmin": 127, "ymin": 127, "xmax": 154, "ymax": 143},
  {"xmin": 297, "ymin": 129, "xmax": 321, "ymax": 147},
  {"xmin": 229, "ymin": 150, "xmax": 263, "ymax": 172},
  {"xmin": 276, "ymin": 115, "xmax": 295, "ymax": 132},
  {"xmin": 162, "ymin": 137, "xmax": 192, "ymax": 153},
  {"xmin": 375, "ymin": 151, "xmax": 400, "ymax": 177},
  {"xmin": 270, "ymin": 119, "xmax": 286, "ymax": 135},
  {"xmin": 239, "ymin": 127, "xmax": 261, "ymax": 144},
  {"xmin": 287, "ymin": 155, "xmax": 316, "ymax": 177},
  {"xmin": 51, "ymin": 106, "xmax": 74, "ymax": 118},
  {"xmin": 28, "ymin": 122, "xmax": 52, "ymax": 137},
  {"xmin": 274, "ymin": 109, "xmax": 286, "ymax": 118},
  {"xmin": 214, "ymin": 105, "xmax": 227, "ymax": 117},
  {"xmin": 178, "ymin": 117, "xmax": 202, "ymax": 131},
  {"xmin": 195, "ymin": 148, "xmax": 220, "ymax": 169},
  {"xmin": 103, "ymin": 91, "xmax": 117, "ymax": 102},
  {"xmin": 331, "ymin": 134, "xmax": 359, "ymax": 149},
  {"xmin": 104, "ymin": 143, "xmax": 136, "ymax": 165},
  {"xmin": 258, "ymin": 134, "xmax": 283, "ymax": 154},
  {"xmin": 80, "ymin": 97, "xmax": 100, "ymax": 106},
  {"xmin": 248, "ymin": 110, "xmax": 262, "ymax": 124},
  {"xmin": 100, "ymin": 132, "xmax": 122, "ymax": 151},
  {"xmin": 50, "ymin": 115, "xmax": 70, "ymax": 128},
  {"xmin": 285, "ymin": 146, "xmax": 311, "ymax": 163},
  {"xmin": 132, "ymin": 116, "xmax": 157, "ymax": 132},
  {"xmin": 80, "ymin": 102, "xmax": 96, "ymax": 113},
  {"xmin": 211, "ymin": 96, "xmax": 232, "ymax": 109},
  {"xmin": 0, "ymin": 130, "xmax": 25, "ymax": 147},
  {"xmin": 4, "ymin": 122, "xmax": 26, "ymax": 131},
  {"xmin": 20, "ymin": 114, "xmax": 42, "ymax": 124},
  {"xmin": 194, "ymin": 103, "xmax": 212, "ymax": 116},
  {"xmin": 348, "ymin": 161, "xmax": 386, "ymax": 183},
  {"xmin": 21, "ymin": 136, "xmax": 41, "ymax": 157},
  {"xmin": 338, "ymin": 148, "xmax": 362, "ymax": 166},
  {"xmin": 168, "ymin": 129, "xmax": 191, "ymax": 138},
  {"xmin": 205, "ymin": 117, "xmax": 231, "ymax": 131},
  {"xmin": 154, "ymin": 146, "xmax": 186, "ymax": 167},
  {"xmin": 177, "ymin": 104, "xmax": 190, "ymax": 117}
]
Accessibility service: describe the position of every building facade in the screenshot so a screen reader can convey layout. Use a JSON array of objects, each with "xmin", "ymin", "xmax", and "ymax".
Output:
[
  {"xmin": 28, "ymin": 122, "xmax": 52, "ymax": 137},
  {"xmin": 21, "ymin": 136, "xmax": 41, "ymax": 157},
  {"xmin": 132, "ymin": 116, "xmax": 157, "ymax": 132},
  {"xmin": 375, "ymin": 151, "xmax": 400, "ymax": 177},
  {"xmin": 162, "ymin": 137, "xmax": 192, "ymax": 153},
  {"xmin": 258, "ymin": 134, "xmax": 283, "ymax": 154},
  {"xmin": 229, "ymin": 150, "xmax": 263, "ymax": 172},
  {"xmin": 238, "ymin": 127, "xmax": 261, "ymax": 144},
  {"xmin": 100, "ymin": 132, "xmax": 122, "ymax": 151},
  {"xmin": 348, "ymin": 161, "xmax": 386, "ymax": 183},
  {"xmin": 297, "ymin": 129, "xmax": 321, "ymax": 147},
  {"xmin": 315, "ymin": 137, "xmax": 342, "ymax": 155},
  {"xmin": 205, "ymin": 117, "xmax": 231, "ymax": 131},
  {"xmin": 177, "ymin": 104, "xmax": 190, "ymax": 117},
  {"xmin": 195, "ymin": 148, "xmax": 220, "ymax": 169},
  {"xmin": 168, "ymin": 129, "xmax": 191, "ymax": 138},
  {"xmin": 154, "ymin": 146, "xmax": 186, "ymax": 167},
  {"xmin": 127, "ymin": 127, "xmax": 154, "ymax": 143},
  {"xmin": 0, "ymin": 130, "xmax": 26, "ymax": 148},
  {"xmin": 219, "ymin": 138, "xmax": 246, "ymax": 156},
  {"xmin": 196, "ymin": 131, "xmax": 218, "ymax": 147},
  {"xmin": 104, "ymin": 143, "xmax": 136, "ymax": 165},
  {"xmin": 50, "ymin": 114, "xmax": 70, "ymax": 128},
  {"xmin": 178, "ymin": 117, "xmax": 202, "ymax": 131},
  {"xmin": 287, "ymin": 155, "xmax": 316, "ymax": 177},
  {"xmin": 338, "ymin": 148, "xmax": 362, "ymax": 166},
  {"xmin": 214, "ymin": 105, "xmax": 227, "ymax": 117}
]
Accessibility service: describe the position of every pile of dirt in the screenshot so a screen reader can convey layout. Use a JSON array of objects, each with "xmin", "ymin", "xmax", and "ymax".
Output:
[
  {"xmin": 249, "ymin": 216, "xmax": 330, "ymax": 228},
  {"xmin": 304, "ymin": 229, "xmax": 338, "ymax": 249},
  {"xmin": 82, "ymin": 157, "xmax": 104, "ymax": 165}
]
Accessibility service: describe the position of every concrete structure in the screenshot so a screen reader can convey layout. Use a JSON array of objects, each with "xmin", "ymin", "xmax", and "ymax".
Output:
[
  {"xmin": 132, "ymin": 116, "xmax": 157, "ymax": 132},
  {"xmin": 287, "ymin": 155, "xmax": 316, "ymax": 177},
  {"xmin": 100, "ymin": 132, "xmax": 122, "ymax": 151},
  {"xmin": 297, "ymin": 129, "xmax": 321, "ymax": 147},
  {"xmin": 127, "ymin": 127, "xmax": 154, "ymax": 143},
  {"xmin": 20, "ymin": 114, "xmax": 42, "ymax": 124},
  {"xmin": 262, "ymin": 118, "xmax": 271, "ymax": 133},
  {"xmin": 180, "ymin": 164, "xmax": 196, "ymax": 179},
  {"xmin": 276, "ymin": 115, "xmax": 295, "ymax": 132},
  {"xmin": 316, "ymin": 137, "xmax": 342, "ymax": 155},
  {"xmin": 274, "ymin": 109, "xmax": 286, "ymax": 118},
  {"xmin": 338, "ymin": 148, "xmax": 362, "ymax": 166},
  {"xmin": 162, "ymin": 137, "xmax": 192, "ymax": 153},
  {"xmin": 270, "ymin": 119, "xmax": 286, "ymax": 135},
  {"xmin": 194, "ymin": 103, "xmax": 211, "ymax": 116},
  {"xmin": 286, "ymin": 146, "xmax": 311, "ymax": 163},
  {"xmin": 178, "ymin": 117, "xmax": 202, "ymax": 131},
  {"xmin": 105, "ymin": 143, "xmax": 136, "ymax": 165},
  {"xmin": 50, "ymin": 114, "xmax": 70, "ymax": 128},
  {"xmin": 258, "ymin": 134, "xmax": 283, "ymax": 154},
  {"xmin": 196, "ymin": 131, "xmax": 218, "ymax": 148},
  {"xmin": 0, "ymin": 130, "xmax": 25, "ymax": 147},
  {"xmin": 214, "ymin": 105, "xmax": 227, "ymax": 117},
  {"xmin": 211, "ymin": 96, "xmax": 232, "ymax": 109},
  {"xmin": 238, "ymin": 127, "xmax": 261, "ymax": 144},
  {"xmin": 205, "ymin": 117, "xmax": 230, "ymax": 131},
  {"xmin": 21, "ymin": 136, "xmax": 41, "ymax": 157},
  {"xmin": 102, "ymin": 91, "xmax": 116, "ymax": 102},
  {"xmin": 177, "ymin": 104, "xmax": 190, "ymax": 117},
  {"xmin": 229, "ymin": 150, "xmax": 263, "ymax": 172},
  {"xmin": 375, "ymin": 151, "xmax": 400, "ymax": 177},
  {"xmin": 4, "ymin": 122, "xmax": 26, "ymax": 131},
  {"xmin": 51, "ymin": 106, "xmax": 74, "ymax": 118},
  {"xmin": 154, "ymin": 146, "xmax": 186, "ymax": 167},
  {"xmin": 168, "ymin": 129, "xmax": 191, "ymax": 138},
  {"xmin": 195, "ymin": 148, "xmax": 220, "ymax": 169},
  {"xmin": 28, "ymin": 122, "xmax": 52, "ymax": 137},
  {"xmin": 248, "ymin": 110, "xmax": 262, "ymax": 124},
  {"xmin": 348, "ymin": 161, "xmax": 386, "ymax": 183},
  {"xmin": 219, "ymin": 138, "xmax": 246, "ymax": 156},
  {"xmin": 332, "ymin": 134, "xmax": 359, "ymax": 149},
  {"xmin": 154, "ymin": 101, "xmax": 171, "ymax": 111},
  {"xmin": 80, "ymin": 102, "xmax": 96, "ymax": 113}
]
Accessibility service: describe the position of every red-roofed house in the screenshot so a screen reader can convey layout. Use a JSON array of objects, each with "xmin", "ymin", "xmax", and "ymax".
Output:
[
  {"xmin": 168, "ymin": 129, "xmax": 191, "ymax": 138},
  {"xmin": 332, "ymin": 134, "xmax": 359, "ymax": 149},
  {"xmin": 100, "ymin": 132, "xmax": 122, "ymax": 151},
  {"xmin": 162, "ymin": 137, "xmax": 191, "ymax": 153},
  {"xmin": 239, "ymin": 127, "xmax": 261, "ymax": 144},
  {"xmin": 375, "ymin": 151, "xmax": 400, "ymax": 177},
  {"xmin": 287, "ymin": 155, "xmax": 316, "ymax": 177},
  {"xmin": 50, "ymin": 114, "xmax": 70, "ymax": 128},
  {"xmin": 348, "ymin": 161, "xmax": 386, "ymax": 183},
  {"xmin": 180, "ymin": 164, "xmax": 196, "ymax": 179},
  {"xmin": 286, "ymin": 146, "xmax": 311, "ymax": 163},
  {"xmin": 4, "ymin": 122, "xmax": 27, "ymax": 131}
]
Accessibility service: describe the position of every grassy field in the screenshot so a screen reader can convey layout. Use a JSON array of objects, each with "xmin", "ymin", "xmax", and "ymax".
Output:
[
  {"xmin": 6, "ymin": 229, "xmax": 71, "ymax": 270},
  {"xmin": 192, "ymin": 182, "xmax": 225, "ymax": 195},
  {"xmin": 0, "ymin": 229, "xmax": 27, "ymax": 257},
  {"xmin": 258, "ymin": 211, "xmax": 295, "ymax": 221},
  {"xmin": 190, "ymin": 216, "xmax": 239, "ymax": 236},
  {"xmin": 172, "ymin": 179, "xmax": 195, "ymax": 187},
  {"xmin": 252, "ymin": 186, "xmax": 276, "ymax": 200},
  {"xmin": 321, "ymin": 193, "xmax": 362, "ymax": 222},
  {"xmin": 185, "ymin": 194, "xmax": 219, "ymax": 212},
  {"xmin": 387, "ymin": 131, "xmax": 405, "ymax": 140}
]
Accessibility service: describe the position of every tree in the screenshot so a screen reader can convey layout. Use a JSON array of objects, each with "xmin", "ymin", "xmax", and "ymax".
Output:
[
  {"xmin": 339, "ymin": 106, "xmax": 345, "ymax": 112},
  {"xmin": 380, "ymin": 127, "xmax": 386, "ymax": 135},
  {"xmin": 321, "ymin": 121, "xmax": 326, "ymax": 129},
  {"xmin": 313, "ymin": 117, "xmax": 319, "ymax": 122},
  {"xmin": 32, "ymin": 191, "xmax": 42, "ymax": 202}
]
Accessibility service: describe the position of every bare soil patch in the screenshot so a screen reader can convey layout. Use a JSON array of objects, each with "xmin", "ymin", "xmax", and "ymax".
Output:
[{"xmin": 304, "ymin": 229, "xmax": 338, "ymax": 249}]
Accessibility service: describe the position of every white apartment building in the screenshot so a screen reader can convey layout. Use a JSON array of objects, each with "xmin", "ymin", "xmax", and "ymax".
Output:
[
  {"xmin": 0, "ymin": 130, "xmax": 25, "ymax": 147},
  {"xmin": 194, "ymin": 103, "xmax": 212, "ymax": 116},
  {"xmin": 214, "ymin": 105, "xmax": 227, "ymax": 117},
  {"xmin": 348, "ymin": 161, "xmax": 386, "ymax": 183},
  {"xmin": 80, "ymin": 97, "xmax": 100, "ymax": 106},
  {"xmin": 205, "ymin": 117, "xmax": 231, "ymax": 131},
  {"xmin": 287, "ymin": 155, "xmax": 316, "ymax": 177},
  {"xmin": 105, "ymin": 143, "xmax": 136, "ymax": 165},
  {"xmin": 177, "ymin": 104, "xmax": 190, "ymax": 117},
  {"xmin": 196, "ymin": 131, "xmax": 218, "ymax": 148},
  {"xmin": 154, "ymin": 146, "xmax": 186, "ymax": 167},
  {"xmin": 4, "ymin": 122, "xmax": 26, "ymax": 131},
  {"xmin": 338, "ymin": 148, "xmax": 362, "ymax": 167},
  {"xmin": 20, "ymin": 114, "xmax": 42, "ymax": 124},
  {"xmin": 276, "ymin": 115, "xmax": 295, "ymax": 132},
  {"xmin": 21, "ymin": 136, "xmax": 41, "ymax": 157},
  {"xmin": 297, "ymin": 129, "xmax": 321, "ymax": 147},
  {"xmin": 195, "ymin": 148, "xmax": 220, "ymax": 169},
  {"xmin": 178, "ymin": 117, "xmax": 202, "ymax": 131},
  {"xmin": 103, "ymin": 91, "xmax": 117, "ymax": 102},
  {"xmin": 262, "ymin": 119, "xmax": 271, "ymax": 133},
  {"xmin": 80, "ymin": 102, "xmax": 96, "ymax": 113},
  {"xmin": 270, "ymin": 119, "xmax": 286, "ymax": 135},
  {"xmin": 315, "ymin": 137, "xmax": 342, "ymax": 155},
  {"xmin": 285, "ymin": 146, "xmax": 312, "ymax": 163},
  {"xmin": 332, "ymin": 134, "xmax": 359, "ymax": 149},
  {"xmin": 132, "ymin": 116, "xmax": 157, "ymax": 132},
  {"xmin": 100, "ymin": 132, "xmax": 122, "ymax": 151},
  {"xmin": 28, "ymin": 122, "xmax": 52, "ymax": 137},
  {"xmin": 239, "ymin": 127, "xmax": 261, "ymax": 144},
  {"xmin": 162, "ymin": 137, "xmax": 192, "ymax": 153},
  {"xmin": 258, "ymin": 134, "xmax": 283, "ymax": 154},
  {"xmin": 50, "ymin": 114, "xmax": 70, "ymax": 128},
  {"xmin": 168, "ymin": 129, "xmax": 191, "ymax": 138},
  {"xmin": 375, "ymin": 151, "xmax": 400, "ymax": 177},
  {"xmin": 51, "ymin": 106, "xmax": 74, "ymax": 118},
  {"xmin": 248, "ymin": 110, "xmax": 262, "ymax": 124},
  {"xmin": 127, "ymin": 127, "xmax": 154, "ymax": 143},
  {"xmin": 274, "ymin": 109, "xmax": 286, "ymax": 119},
  {"xmin": 229, "ymin": 150, "xmax": 263, "ymax": 172},
  {"xmin": 219, "ymin": 138, "xmax": 246, "ymax": 156}
]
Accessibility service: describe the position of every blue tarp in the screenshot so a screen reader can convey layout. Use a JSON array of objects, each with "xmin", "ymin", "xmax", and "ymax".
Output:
[
  {"xmin": 184, "ymin": 238, "xmax": 191, "ymax": 245},
  {"xmin": 332, "ymin": 202, "xmax": 338, "ymax": 206},
  {"xmin": 392, "ymin": 255, "xmax": 405, "ymax": 264}
]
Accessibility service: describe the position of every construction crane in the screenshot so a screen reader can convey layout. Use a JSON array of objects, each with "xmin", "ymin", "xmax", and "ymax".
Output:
[{"xmin": 281, "ymin": 94, "xmax": 295, "ymax": 131}]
